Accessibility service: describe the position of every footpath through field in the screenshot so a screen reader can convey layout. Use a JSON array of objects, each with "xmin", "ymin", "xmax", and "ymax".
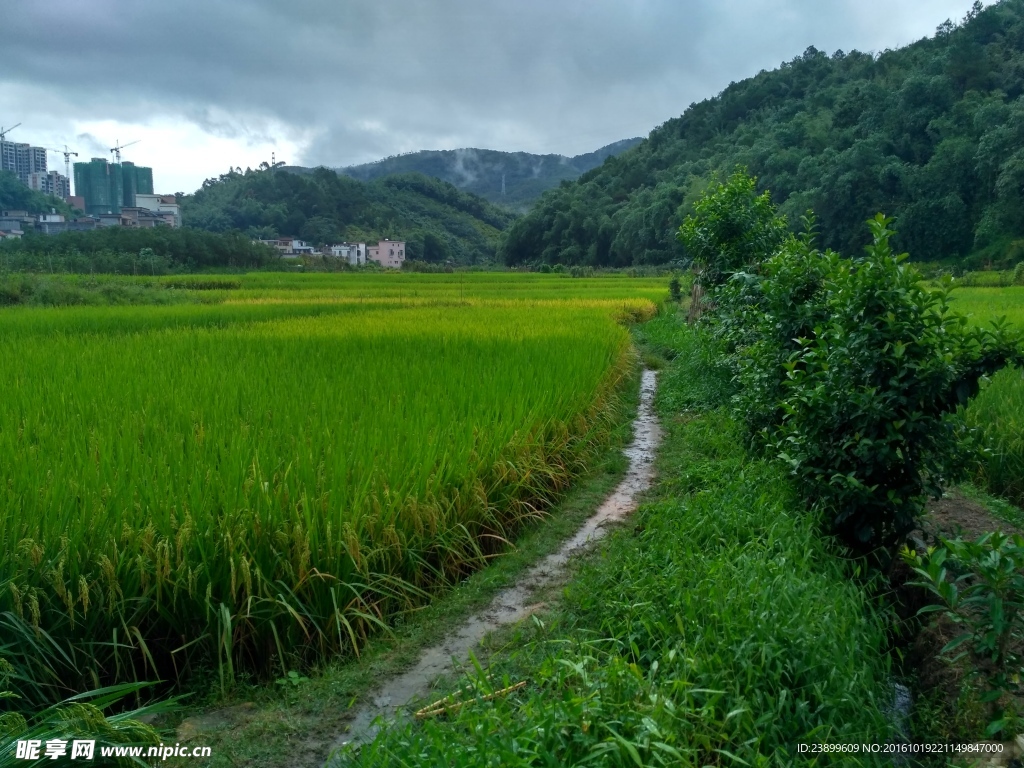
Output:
[{"xmin": 329, "ymin": 370, "xmax": 662, "ymax": 756}]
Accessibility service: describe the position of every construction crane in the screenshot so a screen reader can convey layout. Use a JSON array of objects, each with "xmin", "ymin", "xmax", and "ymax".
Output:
[
  {"xmin": 43, "ymin": 145, "xmax": 79, "ymax": 179},
  {"xmin": 0, "ymin": 123, "xmax": 21, "ymax": 142},
  {"xmin": 109, "ymin": 139, "xmax": 140, "ymax": 164}
]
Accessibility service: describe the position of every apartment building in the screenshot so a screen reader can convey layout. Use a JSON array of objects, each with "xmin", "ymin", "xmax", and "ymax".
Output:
[{"xmin": 367, "ymin": 239, "xmax": 405, "ymax": 268}]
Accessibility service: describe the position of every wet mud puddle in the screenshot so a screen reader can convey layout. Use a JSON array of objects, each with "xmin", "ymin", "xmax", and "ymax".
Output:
[{"xmin": 330, "ymin": 369, "xmax": 661, "ymax": 757}]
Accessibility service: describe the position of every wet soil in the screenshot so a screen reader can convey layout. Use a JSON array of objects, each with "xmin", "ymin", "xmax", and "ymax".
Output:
[
  {"xmin": 919, "ymin": 490, "xmax": 1022, "ymax": 545},
  {"xmin": 328, "ymin": 369, "xmax": 662, "ymax": 756}
]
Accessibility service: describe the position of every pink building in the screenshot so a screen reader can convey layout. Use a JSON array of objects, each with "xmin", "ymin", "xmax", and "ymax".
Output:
[{"xmin": 368, "ymin": 239, "xmax": 405, "ymax": 268}]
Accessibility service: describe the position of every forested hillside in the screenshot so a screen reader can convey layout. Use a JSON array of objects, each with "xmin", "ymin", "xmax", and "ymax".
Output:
[
  {"xmin": 0, "ymin": 171, "xmax": 72, "ymax": 216},
  {"xmin": 501, "ymin": 0, "xmax": 1024, "ymax": 268},
  {"xmin": 182, "ymin": 166, "xmax": 517, "ymax": 263},
  {"xmin": 336, "ymin": 138, "xmax": 642, "ymax": 209}
]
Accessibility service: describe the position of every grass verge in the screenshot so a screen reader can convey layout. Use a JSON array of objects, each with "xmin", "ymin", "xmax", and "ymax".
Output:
[{"xmin": 339, "ymin": 312, "xmax": 896, "ymax": 767}]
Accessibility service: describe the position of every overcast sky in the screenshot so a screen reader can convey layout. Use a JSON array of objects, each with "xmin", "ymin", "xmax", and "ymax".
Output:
[{"xmin": 0, "ymin": 0, "xmax": 983, "ymax": 195}]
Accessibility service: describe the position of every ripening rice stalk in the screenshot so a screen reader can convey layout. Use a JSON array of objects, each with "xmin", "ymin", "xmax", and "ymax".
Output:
[
  {"xmin": 966, "ymin": 365, "xmax": 1024, "ymax": 506},
  {"xmin": 0, "ymin": 288, "xmax": 653, "ymax": 706},
  {"xmin": 953, "ymin": 287, "xmax": 1024, "ymax": 506}
]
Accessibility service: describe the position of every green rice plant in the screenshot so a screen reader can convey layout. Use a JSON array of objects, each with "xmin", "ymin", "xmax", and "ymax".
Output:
[
  {"xmin": 0, "ymin": 680, "xmax": 175, "ymax": 768},
  {"xmin": 950, "ymin": 287, "xmax": 1024, "ymax": 506},
  {"xmin": 966, "ymin": 365, "xmax": 1024, "ymax": 506},
  {"xmin": 0, "ymin": 288, "xmax": 653, "ymax": 707}
]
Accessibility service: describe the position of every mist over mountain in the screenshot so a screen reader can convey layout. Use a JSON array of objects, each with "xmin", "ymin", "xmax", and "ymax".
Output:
[{"xmin": 335, "ymin": 138, "xmax": 643, "ymax": 209}]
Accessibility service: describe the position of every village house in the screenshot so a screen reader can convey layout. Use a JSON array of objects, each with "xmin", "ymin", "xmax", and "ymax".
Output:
[
  {"xmin": 324, "ymin": 242, "xmax": 366, "ymax": 266},
  {"xmin": 367, "ymin": 239, "xmax": 405, "ymax": 268},
  {"xmin": 257, "ymin": 238, "xmax": 317, "ymax": 257}
]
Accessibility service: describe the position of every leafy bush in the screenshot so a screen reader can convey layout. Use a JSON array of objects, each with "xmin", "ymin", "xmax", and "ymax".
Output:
[
  {"xmin": 761, "ymin": 216, "xmax": 1021, "ymax": 551},
  {"xmin": 677, "ymin": 169, "xmax": 788, "ymax": 288},
  {"xmin": 688, "ymin": 169, "xmax": 1023, "ymax": 552},
  {"xmin": 904, "ymin": 533, "xmax": 1024, "ymax": 736}
]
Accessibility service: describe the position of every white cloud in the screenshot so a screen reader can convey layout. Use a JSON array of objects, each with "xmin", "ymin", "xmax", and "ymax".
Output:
[{"xmin": 0, "ymin": 0, "xmax": 987, "ymax": 193}]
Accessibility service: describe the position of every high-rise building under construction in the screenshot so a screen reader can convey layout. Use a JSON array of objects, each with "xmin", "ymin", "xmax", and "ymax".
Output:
[{"xmin": 73, "ymin": 158, "xmax": 155, "ymax": 215}]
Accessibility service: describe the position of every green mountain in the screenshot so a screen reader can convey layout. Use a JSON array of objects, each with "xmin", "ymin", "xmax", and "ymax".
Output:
[
  {"xmin": 501, "ymin": 0, "xmax": 1024, "ymax": 268},
  {"xmin": 181, "ymin": 167, "xmax": 517, "ymax": 263},
  {"xmin": 337, "ymin": 139, "xmax": 643, "ymax": 209}
]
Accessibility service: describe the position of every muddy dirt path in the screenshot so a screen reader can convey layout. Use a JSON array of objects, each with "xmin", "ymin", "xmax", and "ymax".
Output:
[{"xmin": 329, "ymin": 369, "xmax": 661, "ymax": 757}]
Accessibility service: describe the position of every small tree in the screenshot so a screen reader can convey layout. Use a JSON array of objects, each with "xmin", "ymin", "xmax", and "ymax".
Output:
[
  {"xmin": 748, "ymin": 216, "xmax": 1021, "ymax": 552},
  {"xmin": 677, "ymin": 169, "xmax": 789, "ymax": 289},
  {"xmin": 684, "ymin": 169, "xmax": 1024, "ymax": 555}
]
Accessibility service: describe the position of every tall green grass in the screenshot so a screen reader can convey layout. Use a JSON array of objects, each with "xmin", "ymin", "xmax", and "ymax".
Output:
[
  {"xmin": 966, "ymin": 365, "xmax": 1024, "ymax": 505},
  {"xmin": 0, "ymin": 290, "xmax": 655, "ymax": 707},
  {"xmin": 952, "ymin": 287, "xmax": 1024, "ymax": 506}
]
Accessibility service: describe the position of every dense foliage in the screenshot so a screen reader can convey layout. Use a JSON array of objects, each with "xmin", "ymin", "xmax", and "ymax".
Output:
[
  {"xmin": 335, "ymin": 139, "xmax": 642, "ymax": 209},
  {"xmin": 502, "ymin": 0, "xmax": 1024, "ymax": 268},
  {"xmin": 0, "ymin": 227, "xmax": 276, "ymax": 271},
  {"xmin": 677, "ymin": 169, "xmax": 789, "ymax": 286},
  {"xmin": 181, "ymin": 166, "xmax": 517, "ymax": 264},
  {"xmin": 0, "ymin": 171, "xmax": 72, "ymax": 217},
  {"xmin": 906, "ymin": 532, "xmax": 1024, "ymax": 736},
  {"xmin": 696, "ymin": 173, "xmax": 1022, "ymax": 552}
]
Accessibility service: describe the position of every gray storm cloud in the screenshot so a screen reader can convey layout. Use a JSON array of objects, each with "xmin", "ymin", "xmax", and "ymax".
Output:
[{"xmin": 0, "ymin": 0, "xmax": 983, "ymax": 188}]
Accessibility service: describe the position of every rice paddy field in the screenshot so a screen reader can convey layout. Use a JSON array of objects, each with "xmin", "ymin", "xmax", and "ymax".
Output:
[
  {"xmin": 0, "ymin": 273, "xmax": 663, "ymax": 707},
  {"xmin": 951, "ymin": 286, "xmax": 1024, "ymax": 506}
]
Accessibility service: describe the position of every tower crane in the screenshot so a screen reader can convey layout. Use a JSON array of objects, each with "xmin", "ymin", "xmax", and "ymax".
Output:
[
  {"xmin": 0, "ymin": 123, "xmax": 21, "ymax": 142},
  {"xmin": 43, "ymin": 145, "xmax": 79, "ymax": 179},
  {"xmin": 109, "ymin": 139, "xmax": 140, "ymax": 164}
]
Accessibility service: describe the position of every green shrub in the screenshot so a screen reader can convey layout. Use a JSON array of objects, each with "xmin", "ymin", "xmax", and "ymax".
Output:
[
  {"xmin": 677, "ymin": 168, "xmax": 788, "ymax": 288},
  {"xmin": 904, "ymin": 533, "xmax": 1024, "ymax": 736},
  {"xmin": 718, "ymin": 215, "xmax": 1021, "ymax": 552},
  {"xmin": 687, "ymin": 171, "xmax": 1024, "ymax": 553},
  {"xmin": 763, "ymin": 216, "xmax": 1021, "ymax": 551}
]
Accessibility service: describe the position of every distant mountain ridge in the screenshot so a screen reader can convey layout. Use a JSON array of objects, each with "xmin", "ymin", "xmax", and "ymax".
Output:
[
  {"xmin": 181, "ymin": 167, "xmax": 517, "ymax": 264},
  {"xmin": 335, "ymin": 138, "xmax": 643, "ymax": 208}
]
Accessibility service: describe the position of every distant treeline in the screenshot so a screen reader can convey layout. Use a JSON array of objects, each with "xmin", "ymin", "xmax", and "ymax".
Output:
[
  {"xmin": 181, "ymin": 166, "xmax": 517, "ymax": 264},
  {"xmin": 501, "ymin": 0, "xmax": 1024, "ymax": 268},
  {"xmin": 0, "ymin": 228, "xmax": 277, "ymax": 273}
]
